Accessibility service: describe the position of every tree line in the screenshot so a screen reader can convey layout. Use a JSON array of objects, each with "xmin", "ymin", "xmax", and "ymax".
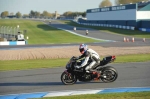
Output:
[
  {"xmin": 99, "ymin": 0, "xmax": 149, "ymax": 8},
  {"xmin": 0, "ymin": 10, "xmax": 86, "ymax": 18},
  {"xmin": 1, "ymin": 0, "xmax": 148, "ymax": 18},
  {"xmin": 1, "ymin": 10, "xmax": 56, "ymax": 18}
]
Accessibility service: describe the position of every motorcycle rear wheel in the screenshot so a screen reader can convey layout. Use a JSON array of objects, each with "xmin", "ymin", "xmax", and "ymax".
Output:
[
  {"xmin": 100, "ymin": 67, "xmax": 118, "ymax": 83},
  {"xmin": 61, "ymin": 72, "xmax": 77, "ymax": 85}
]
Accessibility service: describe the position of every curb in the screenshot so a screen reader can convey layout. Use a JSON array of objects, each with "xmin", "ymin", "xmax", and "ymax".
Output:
[
  {"xmin": 0, "ymin": 41, "xmax": 27, "ymax": 45},
  {"xmin": 0, "ymin": 87, "xmax": 150, "ymax": 99}
]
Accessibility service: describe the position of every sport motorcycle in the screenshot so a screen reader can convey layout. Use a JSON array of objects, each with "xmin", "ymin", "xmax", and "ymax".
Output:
[{"xmin": 61, "ymin": 55, "xmax": 118, "ymax": 85}]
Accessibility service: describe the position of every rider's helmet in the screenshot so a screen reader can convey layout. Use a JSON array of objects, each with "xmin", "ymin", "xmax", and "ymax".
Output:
[{"xmin": 79, "ymin": 44, "xmax": 88, "ymax": 54}]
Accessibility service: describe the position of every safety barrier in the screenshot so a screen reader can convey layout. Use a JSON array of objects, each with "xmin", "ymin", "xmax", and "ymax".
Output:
[
  {"xmin": 77, "ymin": 22, "xmax": 135, "ymax": 30},
  {"xmin": 0, "ymin": 41, "xmax": 27, "ymax": 45},
  {"xmin": 139, "ymin": 28, "xmax": 150, "ymax": 32}
]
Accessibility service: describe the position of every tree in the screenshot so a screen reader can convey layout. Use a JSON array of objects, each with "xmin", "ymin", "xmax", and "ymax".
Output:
[
  {"xmin": 63, "ymin": 11, "xmax": 73, "ymax": 17},
  {"xmin": 1, "ymin": 11, "xmax": 9, "ymax": 18},
  {"xmin": 43, "ymin": 11, "xmax": 48, "ymax": 17},
  {"xmin": 81, "ymin": 12, "xmax": 86, "ymax": 17},
  {"xmin": 29, "ymin": 10, "xmax": 35, "ymax": 18},
  {"xmin": 51, "ymin": 13, "xmax": 55, "ymax": 18},
  {"xmin": 115, "ymin": 0, "xmax": 149, "ymax": 5},
  {"xmin": 35, "ymin": 11, "xmax": 40, "ymax": 18},
  {"xmin": 42, "ymin": 11, "xmax": 51, "ymax": 18},
  {"xmin": 16, "ymin": 12, "xmax": 22, "ymax": 18},
  {"xmin": 99, "ymin": 0, "xmax": 112, "ymax": 8},
  {"xmin": 1, "ymin": 12, "xmax": 5, "ymax": 18},
  {"xmin": 23, "ymin": 14, "xmax": 29, "ymax": 18},
  {"xmin": 62, "ymin": 11, "xmax": 86, "ymax": 18}
]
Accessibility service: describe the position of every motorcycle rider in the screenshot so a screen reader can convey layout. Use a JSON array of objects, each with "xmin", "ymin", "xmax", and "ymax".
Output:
[{"xmin": 75, "ymin": 44, "xmax": 100, "ymax": 80}]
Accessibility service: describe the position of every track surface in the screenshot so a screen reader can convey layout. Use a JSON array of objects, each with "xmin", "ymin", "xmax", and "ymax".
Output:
[
  {"xmin": 0, "ymin": 20, "xmax": 150, "ymax": 50},
  {"xmin": 0, "ymin": 20, "xmax": 150, "ymax": 95},
  {"xmin": 0, "ymin": 62, "xmax": 150, "ymax": 95}
]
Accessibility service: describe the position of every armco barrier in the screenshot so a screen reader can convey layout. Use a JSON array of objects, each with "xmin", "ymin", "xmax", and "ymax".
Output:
[
  {"xmin": 78, "ymin": 22, "xmax": 135, "ymax": 30},
  {"xmin": 0, "ymin": 41, "xmax": 27, "ymax": 45},
  {"xmin": 139, "ymin": 28, "xmax": 150, "ymax": 32},
  {"xmin": 0, "ymin": 87, "xmax": 150, "ymax": 99}
]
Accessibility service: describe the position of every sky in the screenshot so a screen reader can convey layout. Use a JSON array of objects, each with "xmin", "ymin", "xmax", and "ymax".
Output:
[{"xmin": 0, "ymin": 0, "xmax": 115, "ymax": 15}]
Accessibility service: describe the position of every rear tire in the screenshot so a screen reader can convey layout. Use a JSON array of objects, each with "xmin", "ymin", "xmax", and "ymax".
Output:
[
  {"xmin": 100, "ymin": 66, "xmax": 118, "ymax": 83},
  {"xmin": 61, "ymin": 72, "xmax": 77, "ymax": 85}
]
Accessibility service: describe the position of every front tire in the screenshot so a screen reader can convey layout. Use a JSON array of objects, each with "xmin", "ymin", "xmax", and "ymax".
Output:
[
  {"xmin": 100, "ymin": 66, "xmax": 118, "ymax": 83},
  {"xmin": 61, "ymin": 72, "xmax": 77, "ymax": 85}
]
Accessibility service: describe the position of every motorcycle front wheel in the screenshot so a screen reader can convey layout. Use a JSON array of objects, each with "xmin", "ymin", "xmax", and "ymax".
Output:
[{"xmin": 61, "ymin": 72, "xmax": 77, "ymax": 85}]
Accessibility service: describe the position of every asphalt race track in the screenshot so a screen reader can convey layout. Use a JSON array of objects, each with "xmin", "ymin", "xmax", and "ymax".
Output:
[
  {"xmin": 0, "ymin": 20, "xmax": 150, "ymax": 95},
  {"xmin": 0, "ymin": 62, "xmax": 150, "ymax": 95}
]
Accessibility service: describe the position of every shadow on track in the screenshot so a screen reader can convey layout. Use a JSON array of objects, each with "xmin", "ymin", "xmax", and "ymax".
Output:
[
  {"xmin": 0, "ymin": 81, "xmax": 104, "ymax": 86},
  {"xmin": 0, "ymin": 82, "xmax": 63, "ymax": 86}
]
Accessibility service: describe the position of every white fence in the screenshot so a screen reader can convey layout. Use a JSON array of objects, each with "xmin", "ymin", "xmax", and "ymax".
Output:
[{"xmin": 0, "ymin": 26, "xmax": 20, "ymax": 41}]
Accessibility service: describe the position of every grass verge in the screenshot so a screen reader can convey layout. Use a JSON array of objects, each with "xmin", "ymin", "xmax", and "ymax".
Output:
[
  {"xmin": 0, "ymin": 54, "xmax": 150, "ymax": 71},
  {"xmin": 33, "ymin": 91, "xmax": 150, "ymax": 99},
  {"xmin": 58, "ymin": 20, "xmax": 150, "ymax": 38},
  {"xmin": 0, "ymin": 19, "xmax": 99, "ymax": 44}
]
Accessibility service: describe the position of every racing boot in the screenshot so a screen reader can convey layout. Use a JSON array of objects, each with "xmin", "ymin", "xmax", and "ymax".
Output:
[{"xmin": 92, "ymin": 71, "xmax": 100, "ymax": 81}]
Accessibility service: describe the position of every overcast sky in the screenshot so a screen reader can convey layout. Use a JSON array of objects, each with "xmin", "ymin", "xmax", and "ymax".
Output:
[{"xmin": 0, "ymin": 0, "xmax": 115, "ymax": 14}]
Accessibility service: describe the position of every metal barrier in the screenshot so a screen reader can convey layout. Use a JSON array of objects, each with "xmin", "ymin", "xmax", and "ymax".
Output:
[{"xmin": 0, "ymin": 26, "xmax": 20, "ymax": 41}]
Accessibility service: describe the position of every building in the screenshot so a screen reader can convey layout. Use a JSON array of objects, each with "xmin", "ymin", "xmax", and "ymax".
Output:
[{"xmin": 78, "ymin": 1, "xmax": 150, "ymax": 31}]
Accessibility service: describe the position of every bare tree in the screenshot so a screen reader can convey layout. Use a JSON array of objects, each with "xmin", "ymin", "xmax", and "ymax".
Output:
[{"xmin": 99, "ymin": 0, "xmax": 112, "ymax": 8}]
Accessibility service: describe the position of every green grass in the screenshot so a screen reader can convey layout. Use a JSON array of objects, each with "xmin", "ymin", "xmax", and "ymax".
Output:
[
  {"xmin": 115, "ymin": 54, "xmax": 150, "ymax": 63},
  {"xmin": 33, "ymin": 91, "xmax": 150, "ymax": 99},
  {"xmin": 58, "ymin": 20, "xmax": 150, "ymax": 38},
  {"xmin": 0, "ymin": 54, "xmax": 150, "ymax": 71},
  {"xmin": 0, "ymin": 19, "xmax": 99, "ymax": 44},
  {"xmin": 0, "ymin": 58, "xmax": 68, "ymax": 71}
]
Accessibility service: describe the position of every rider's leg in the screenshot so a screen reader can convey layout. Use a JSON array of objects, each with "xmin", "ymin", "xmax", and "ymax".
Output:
[
  {"xmin": 85, "ymin": 60, "xmax": 100, "ymax": 80},
  {"xmin": 85, "ymin": 61, "xmax": 96, "ymax": 72}
]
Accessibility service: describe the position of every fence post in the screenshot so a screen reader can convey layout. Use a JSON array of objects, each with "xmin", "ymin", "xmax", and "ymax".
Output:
[
  {"xmin": 14, "ymin": 27, "xmax": 16, "ymax": 39},
  {"xmin": 0, "ymin": 26, "xmax": 3, "ymax": 37},
  {"xmin": 3, "ymin": 26, "xmax": 6, "ymax": 38}
]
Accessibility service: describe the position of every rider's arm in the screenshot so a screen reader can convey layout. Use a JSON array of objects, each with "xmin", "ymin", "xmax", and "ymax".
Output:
[
  {"xmin": 78, "ymin": 54, "xmax": 84, "ymax": 59},
  {"xmin": 80, "ymin": 52, "xmax": 90, "ymax": 67}
]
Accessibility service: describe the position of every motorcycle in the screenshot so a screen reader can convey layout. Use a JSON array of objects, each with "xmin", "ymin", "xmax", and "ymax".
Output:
[{"xmin": 61, "ymin": 55, "xmax": 118, "ymax": 85}]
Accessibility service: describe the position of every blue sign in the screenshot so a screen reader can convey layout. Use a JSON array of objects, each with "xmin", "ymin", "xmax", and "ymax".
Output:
[{"xmin": 87, "ymin": 4, "xmax": 137, "ymax": 13}]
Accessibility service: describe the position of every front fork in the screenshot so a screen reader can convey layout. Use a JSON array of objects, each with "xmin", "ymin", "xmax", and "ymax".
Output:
[
  {"xmin": 64, "ymin": 70, "xmax": 74, "ymax": 79},
  {"xmin": 64, "ymin": 70, "xmax": 71, "ymax": 76}
]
